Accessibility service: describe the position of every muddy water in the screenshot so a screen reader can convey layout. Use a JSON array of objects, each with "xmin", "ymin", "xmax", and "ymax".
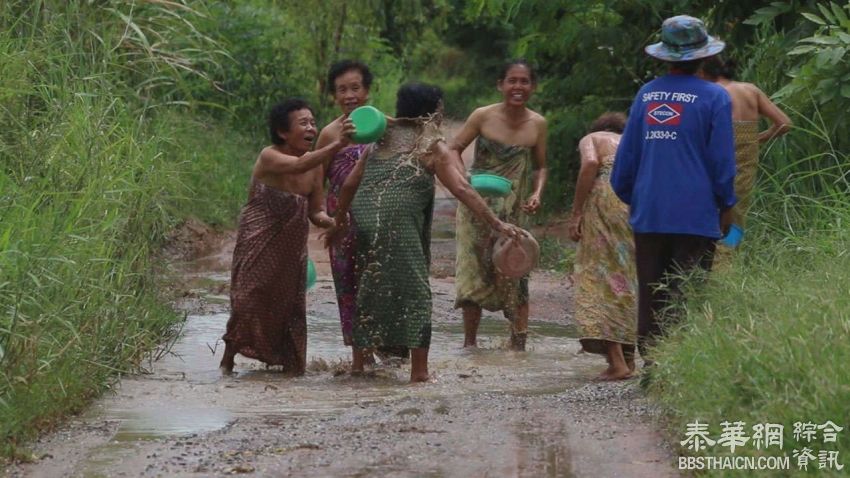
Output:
[
  {"xmin": 9, "ymin": 209, "xmax": 678, "ymax": 477},
  {"xmin": 96, "ymin": 270, "xmax": 596, "ymax": 444}
]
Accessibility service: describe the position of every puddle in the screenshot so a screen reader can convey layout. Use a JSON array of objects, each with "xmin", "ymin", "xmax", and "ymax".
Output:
[
  {"xmin": 74, "ymin": 247, "xmax": 600, "ymax": 476},
  {"xmin": 111, "ymin": 407, "xmax": 233, "ymax": 441}
]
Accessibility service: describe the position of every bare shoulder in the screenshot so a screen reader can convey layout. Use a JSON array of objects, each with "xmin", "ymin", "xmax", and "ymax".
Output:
[
  {"xmin": 469, "ymin": 104, "xmax": 499, "ymax": 122},
  {"xmin": 317, "ymin": 117, "xmax": 341, "ymax": 145},
  {"xmin": 529, "ymin": 109, "xmax": 547, "ymax": 128},
  {"xmin": 730, "ymin": 81, "xmax": 763, "ymax": 97}
]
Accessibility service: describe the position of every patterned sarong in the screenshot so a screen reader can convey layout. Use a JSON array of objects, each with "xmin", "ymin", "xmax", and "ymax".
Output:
[
  {"xmin": 351, "ymin": 119, "xmax": 440, "ymax": 349},
  {"xmin": 222, "ymin": 180, "xmax": 309, "ymax": 374},
  {"xmin": 454, "ymin": 135, "xmax": 532, "ymax": 312},
  {"xmin": 326, "ymin": 145, "xmax": 368, "ymax": 345},
  {"xmin": 574, "ymin": 154, "xmax": 637, "ymax": 359}
]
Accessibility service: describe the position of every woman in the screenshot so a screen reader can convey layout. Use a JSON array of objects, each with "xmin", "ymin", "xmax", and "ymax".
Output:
[
  {"xmin": 700, "ymin": 56, "xmax": 792, "ymax": 231},
  {"xmin": 448, "ymin": 59, "xmax": 548, "ymax": 351},
  {"xmin": 315, "ymin": 60, "xmax": 373, "ymax": 349},
  {"xmin": 328, "ymin": 83, "xmax": 519, "ymax": 382},
  {"xmin": 219, "ymin": 98, "xmax": 354, "ymax": 375},
  {"xmin": 568, "ymin": 112, "xmax": 636, "ymax": 380}
]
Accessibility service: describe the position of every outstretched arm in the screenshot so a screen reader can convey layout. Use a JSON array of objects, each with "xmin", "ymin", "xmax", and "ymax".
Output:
[
  {"xmin": 756, "ymin": 88, "xmax": 792, "ymax": 143},
  {"xmin": 256, "ymin": 118, "xmax": 354, "ymax": 178},
  {"xmin": 432, "ymin": 142, "xmax": 519, "ymax": 238},
  {"xmin": 568, "ymin": 135, "xmax": 601, "ymax": 241}
]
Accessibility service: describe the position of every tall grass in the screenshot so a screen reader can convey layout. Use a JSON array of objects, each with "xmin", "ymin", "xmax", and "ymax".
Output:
[
  {"xmin": 0, "ymin": 1, "xmax": 252, "ymax": 457},
  {"xmin": 648, "ymin": 114, "xmax": 850, "ymax": 476}
]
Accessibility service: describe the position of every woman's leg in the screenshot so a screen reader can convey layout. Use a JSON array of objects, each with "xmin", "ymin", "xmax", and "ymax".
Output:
[
  {"xmin": 410, "ymin": 347, "xmax": 430, "ymax": 382},
  {"xmin": 462, "ymin": 305, "xmax": 482, "ymax": 347},
  {"xmin": 351, "ymin": 347, "xmax": 371, "ymax": 374},
  {"xmin": 603, "ymin": 341, "xmax": 632, "ymax": 380},
  {"xmin": 219, "ymin": 343, "xmax": 236, "ymax": 374},
  {"xmin": 510, "ymin": 303, "xmax": 529, "ymax": 351}
]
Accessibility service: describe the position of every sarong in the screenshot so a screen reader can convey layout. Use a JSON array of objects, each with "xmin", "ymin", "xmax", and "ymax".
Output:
[
  {"xmin": 351, "ymin": 121, "xmax": 438, "ymax": 349},
  {"xmin": 455, "ymin": 135, "xmax": 532, "ymax": 312},
  {"xmin": 729, "ymin": 121, "xmax": 760, "ymax": 227},
  {"xmin": 574, "ymin": 155, "xmax": 637, "ymax": 359},
  {"xmin": 326, "ymin": 145, "xmax": 368, "ymax": 345},
  {"xmin": 222, "ymin": 180, "xmax": 309, "ymax": 374},
  {"xmin": 716, "ymin": 121, "xmax": 759, "ymax": 264}
]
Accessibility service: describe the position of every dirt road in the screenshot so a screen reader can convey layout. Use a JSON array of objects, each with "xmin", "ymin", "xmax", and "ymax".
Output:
[{"xmin": 5, "ymin": 195, "xmax": 679, "ymax": 477}]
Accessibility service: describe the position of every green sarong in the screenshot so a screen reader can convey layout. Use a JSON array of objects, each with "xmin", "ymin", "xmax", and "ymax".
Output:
[{"xmin": 454, "ymin": 135, "xmax": 532, "ymax": 312}]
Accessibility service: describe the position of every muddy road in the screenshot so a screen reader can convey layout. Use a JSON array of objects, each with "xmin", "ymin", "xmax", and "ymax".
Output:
[{"xmin": 5, "ymin": 195, "xmax": 679, "ymax": 478}]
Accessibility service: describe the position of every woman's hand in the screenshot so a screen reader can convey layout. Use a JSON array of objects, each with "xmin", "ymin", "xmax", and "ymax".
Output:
[
  {"xmin": 521, "ymin": 193, "xmax": 542, "ymax": 214},
  {"xmin": 338, "ymin": 118, "xmax": 356, "ymax": 147},
  {"xmin": 322, "ymin": 214, "xmax": 350, "ymax": 248},
  {"xmin": 567, "ymin": 213, "xmax": 582, "ymax": 242},
  {"xmin": 492, "ymin": 220, "xmax": 522, "ymax": 241}
]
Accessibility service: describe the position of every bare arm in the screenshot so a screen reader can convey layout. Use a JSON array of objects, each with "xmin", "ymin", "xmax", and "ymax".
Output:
[
  {"xmin": 307, "ymin": 169, "xmax": 334, "ymax": 228},
  {"xmin": 757, "ymin": 89, "xmax": 792, "ymax": 143},
  {"xmin": 432, "ymin": 142, "xmax": 518, "ymax": 237},
  {"xmin": 568, "ymin": 135, "xmax": 601, "ymax": 241},
  {"xmin": 256, "ymin": 118, "xmax": 354, "ymax": 178},
  {"xmin": 522, "ymin": 116, "xmax": 548, "ymax": 214},
  {"xmin": 447, "ymin": 108, "xmax": 484, "ymax": 153}
]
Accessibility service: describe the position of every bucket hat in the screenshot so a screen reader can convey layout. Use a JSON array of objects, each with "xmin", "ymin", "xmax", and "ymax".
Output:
[
  {"xmin": 492, "ymin": 229, "xmax": 540, "ymax": 279},
  {"xmin": 645, "ymin": 15, "xmax": 725, "ymax": 62}
]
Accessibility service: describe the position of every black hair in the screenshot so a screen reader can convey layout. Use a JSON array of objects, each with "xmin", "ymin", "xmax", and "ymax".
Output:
[
  {"xmin": 668, "ymin": 58, "xmax": 704, "ymax": 75},
  {"xmin": 327, "ymin": 59, "xmax": 374, "ymax": 94},
  {"xmin": 395, "ymin": 82, "xmax": 444, "ymax": 118},
  {"xmin": 268, "ymin": 98, "xmax": 313, "ymax": 145},
  {"xmin": 499, "ymin": 58, "xmax": 537, "ymax": 84},
  {"xmin": 589, "ymin": 112, "xmax": 627, "ymax": 134},
  {"xmin": 701, "ymin": 55, "xmax": 737, "ymax": 80}
]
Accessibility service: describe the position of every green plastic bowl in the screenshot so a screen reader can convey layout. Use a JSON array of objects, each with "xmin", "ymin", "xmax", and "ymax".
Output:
[
  {"xmin": 349, "ymin": 106, "xmax": 387, "ymax": 144},
  {"xmin": 306, "ymin": 257, "xmax": 316, "ymax": 290},
  {"xmin": 470, "ymin": 173, "xmax": 512, "ymax": 197}
]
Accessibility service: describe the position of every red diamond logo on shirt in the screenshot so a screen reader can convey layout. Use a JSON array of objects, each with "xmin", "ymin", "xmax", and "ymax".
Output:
[{"xmin": 647, "ymin": 102, "xmax": 683, "ymax": 125}]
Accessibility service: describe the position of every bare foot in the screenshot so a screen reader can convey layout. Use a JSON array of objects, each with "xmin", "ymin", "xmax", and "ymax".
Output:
[{"xmin": 601, "ymin": 365, "xmax": 633, "ymax": 381}]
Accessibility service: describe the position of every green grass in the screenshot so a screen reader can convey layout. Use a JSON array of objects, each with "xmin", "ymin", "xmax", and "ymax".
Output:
[
  {"xmin": 647, "ymin": 121, "xmax": 850, "ymax": 477},
  {"xmin": 0, "ymin": 1, "xmax": 253, "ymax": 458}
]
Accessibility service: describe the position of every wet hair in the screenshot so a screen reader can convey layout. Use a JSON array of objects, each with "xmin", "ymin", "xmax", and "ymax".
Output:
[
  {"xmin": 701, "ymin": 55, "xmax": 737, "ymax": 80},
  {"xmin": 589, "ymin": 112, "xmax": 627, "ymax": 134},
  {"xmin": 668, "ymin": 58, "xmax": 704, "ymax": 75},
  {"xmin": 499, "ymin": 58, "xmax": 537, "ymax": 84},
  {"xmin": 326, "ymin": 59, "xmax": 373, "ymax": 94},
  {"xmin": 268, "ymin": 98, "xmax": 313, "ymax": 145},
  {"xmin": 395, "ymin": 82, "xmax": 444, "ymax": 118}
]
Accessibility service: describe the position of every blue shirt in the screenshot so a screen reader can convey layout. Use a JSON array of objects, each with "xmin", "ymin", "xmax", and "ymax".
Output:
[{"xmin": 610, "ymin": 74, "xmax": 736, "ymax": 239}]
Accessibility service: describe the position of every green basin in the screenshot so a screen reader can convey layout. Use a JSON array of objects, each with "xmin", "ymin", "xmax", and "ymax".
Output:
[
  {"xmin": 306, "ymin": 257, "xmax": 316, "ymax": 290},
  {"xmin": 350, "ymin": 106, "xmax": 387, "ymax": 144},
  {"xmin": 470, "ymin": 174, "xmax": 512, "ymax": 197}
]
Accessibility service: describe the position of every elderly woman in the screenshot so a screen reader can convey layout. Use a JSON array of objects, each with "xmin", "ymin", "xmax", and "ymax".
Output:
[
  {"xmin": 568, "ymin": 112, "xmax": 636, "ymax": 380},
  {"xmin": 315, "ymin": 60, "xmax": 376, "ymax": 349},
  {"xmin": 220, "ymin": 98, "xmax": 354, "ymax": 375},
  {"xmin": 448, "ymin": 59, "xmax": 548, "ymax": 351},
  {"xmin": 328, "ymin": 83, "xmax": 519, "ymax": 382}
]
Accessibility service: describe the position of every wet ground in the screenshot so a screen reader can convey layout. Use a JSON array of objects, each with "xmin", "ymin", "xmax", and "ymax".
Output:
[
  {"xmin": 6, "ymin": 210, "xmax": 677, "ymax": 477},
  {"xmin": 4, "ymin": 178, "xmax": 679, "ymax": 477}
]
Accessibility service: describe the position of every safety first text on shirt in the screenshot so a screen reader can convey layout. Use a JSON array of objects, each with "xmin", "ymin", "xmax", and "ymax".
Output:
[{"xmin": 642, "ymin": 91, "xmax": 699, "ymax": 141}]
